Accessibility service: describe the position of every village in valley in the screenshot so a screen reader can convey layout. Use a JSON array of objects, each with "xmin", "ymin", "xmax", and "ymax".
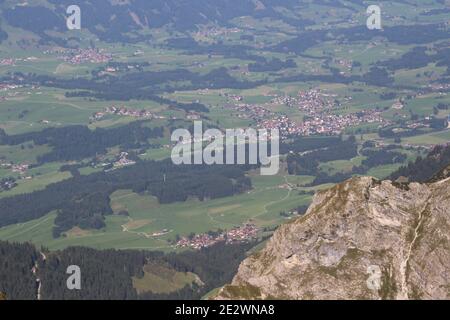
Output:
[
  {"xmin": 0, "ymin": 161, "xmax": 31, "ymax": 193},
  {"xmin": 90, "ymin": 105, "xmax": 156, "ymax": 121},
  {"xmin": 223, "ymin": 88, "xmax": 390, "ymax": 138},
  {"xmin": 0, "ymin": 0, "xmax": 449, "ymax": 259},
  {"xmin": 44, "ymin": 48, "xmax": 112, "ymax": 65},
  {"xmin": 176, "ymin": 224, "xmax": 259, "ymax": 250}
]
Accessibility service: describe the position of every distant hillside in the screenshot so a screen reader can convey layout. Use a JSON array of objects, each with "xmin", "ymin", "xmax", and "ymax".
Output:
[
  {"xmin": 1, "ymin": 0, "xmax": 448, "ymax": 50},
  {"xmin": 0, "ymin": 0, "xmax": 312, "ymax": 44}
]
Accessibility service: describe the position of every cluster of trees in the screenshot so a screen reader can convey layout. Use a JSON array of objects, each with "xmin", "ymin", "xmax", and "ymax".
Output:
[
  {"xmin": 379, "ymin": 126, "xmax": 425, "ymax": 139},
  {"xmin": 284, "ymin": 136, "xmax": 413, "ymax": 185},
  {"xmin": 0, "ymin": 26, "xmax": 7, "ymax": 43},
  {"xmin": 286, "ymin": 136, "xmax": 358, "ymax": 178},
  {"xmin": 308, "ymin": 171, "xmax": 357, "ymax": 186},
  {"xmin": 273, "ymin": 28, "xmax": 325, "ymax": 55},
  {"xmin": 379, "ymin": 118, "xmax": 448, "ymax": 139},
  {"xmin": 248, "ymin": 58, "xmax": 296, "ymax": 72},
  {"xmin": 360, "ymin": 149, "xmax": 407, "ymax": 167},
  {"xmin": 92, "ymin": 62, "xmax": 150, "ymax": 77},
  {"xmin": 0, "ymin": 122, "xmax": 164, "ymax": 163},
  {"xmin": 53, "ymin": 192, "xmax": 113, "ymax": 238},
  {"xmin": 0, "ymin": 160, "xmax": 252, "ymax": 237},
  {"xmin": 3, "ymin": 6, "xmax": 67, "ymax": 46},
  {"xmin": 0, "ymin": 240, "xmax": 255, "ymax": 300},
  {"xmin": 436, "ymin": 103, "xmax": 449, "ymax": 110},
  {"xmin": 390, "ymin": 144, "xmax": 450, "ymax": 182},
  {"xmin": 0, "ymin": 177, "xmax": 17, "ymax": 192},
  {"xmin": 39, "ymin": 247, "xmax": 151, "ymax": 300},
  {"xmin": 381, "ymin": 47, "xmax": 431, "ymax": 71},
  {"xmin": 0, "ymin": 242, "xmax": 40, "ymax": 300},
  {"xmin": 11, "ymin": 67, "xmax": 261, "ymax": 106},
  {"xmin": 277, "ymin": 71, "xmax": 359, "ymax": 86},
  {"xmin": 380, "ymin": 92, "xmax": 397, "ymax": 100},
  {"xmin": 144, "ymin": 242, "xmax": 255, "ymax": 299},
  {"xmin": 166, "ymin": 38, "xmax": 267, "ymax": 63},
  {"xmin": 148, "ymin": 95, "xmax": 209, "ymax": 113},
  {"xmin": 429, "ymin": 118, "xmax": 448, "ymax": 130},
  {"xmin": 311, "ymin": 145, "xmax": 410, "ymax": 184},
  {"xmin": 294, "ymin": 205, "xmax": 309, "ymax": 215},
  {"xmin": 349, "ymin": 23, "xmax": 450, "ymax": 46},
  {"xmin": 362, "ymin": 67, "xmax": 394, "ymax": 86},
  {"xmin": 280, "ymin": 136, "xmax": 341, "ymax": 154},
  {"xmin": 274, "ymin": 23, "xmax": 450, "ymax": 56},
  {"xmin": 381, "ymin": 45, "xmax": 450, "ymax": 74}
]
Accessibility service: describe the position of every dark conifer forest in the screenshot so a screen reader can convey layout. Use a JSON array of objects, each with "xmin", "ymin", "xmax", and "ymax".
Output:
[{"xmin": 0, "ymin": 241, "xmax": 255, "ymax": 300}]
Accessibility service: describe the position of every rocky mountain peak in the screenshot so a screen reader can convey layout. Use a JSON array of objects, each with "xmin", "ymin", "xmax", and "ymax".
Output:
[{"xmin": 215, "ymin": 176, "xmax": 450, "ymax": 300}]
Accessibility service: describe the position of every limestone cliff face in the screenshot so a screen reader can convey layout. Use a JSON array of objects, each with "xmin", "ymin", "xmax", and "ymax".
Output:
[{"xmin": 216, "ymin": 176, "xmax": 450, "ymax": 300}]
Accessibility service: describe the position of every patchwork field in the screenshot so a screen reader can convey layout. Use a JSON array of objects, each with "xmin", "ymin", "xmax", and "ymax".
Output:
[{"xmin": 0, "ymin": 0, "xmax": 448, "ymax": 254}]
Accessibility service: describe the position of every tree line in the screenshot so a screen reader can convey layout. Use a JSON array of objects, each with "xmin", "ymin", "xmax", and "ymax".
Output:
[
  {"xmin": 0, "ymin": 240, "xmax": 255, "ymax": 300},
  {"xmin": 0, "ymin": 121, "xmax": 164, "ymax": 164},
  {"xmin": 390, "ymin": 144, "xmax": 450, "ymax": 182},
  {"xmin": 0, "ymin": 160, "xmax": 252, "ymax": 237}
]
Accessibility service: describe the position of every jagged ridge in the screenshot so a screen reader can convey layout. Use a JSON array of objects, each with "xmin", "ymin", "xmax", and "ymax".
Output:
[{"xmin": 215, "ymin": 176, "xmax": 450, "ymax": 300}]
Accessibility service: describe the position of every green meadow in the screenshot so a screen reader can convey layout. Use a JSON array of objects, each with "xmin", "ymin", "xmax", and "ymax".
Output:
[
  {"xmin": 132, "ymin": 264, "xmax": 199, "ymax": 294},
  {"xmin": 0, "ymin": 174, "xmax": 316, "ymax": 251},
  {"xmin": 0, "ymin": 87, "xmax": 174, "ymax": 135},
  {"xmin": 0, "ymin": 0, "xmax": 448, "ymax": 255}
]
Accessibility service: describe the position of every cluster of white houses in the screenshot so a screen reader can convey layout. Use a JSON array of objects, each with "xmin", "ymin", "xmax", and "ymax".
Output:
[
  {"xmin": 90, "ymin": 105, "xmax": 157, "ymax": 121},
  {"xmin": 176, "ymin": 224, "xmax": 259, "ymax": 250},
  {"xmin": 57, "ymin": 48, "xmax": 112, "ymax": 65}
]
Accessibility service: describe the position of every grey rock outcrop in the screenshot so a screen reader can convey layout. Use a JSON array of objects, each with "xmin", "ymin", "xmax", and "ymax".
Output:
[{"xmin": 215, "ymin": 176, "xmax": 450, "ymax": 300}]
